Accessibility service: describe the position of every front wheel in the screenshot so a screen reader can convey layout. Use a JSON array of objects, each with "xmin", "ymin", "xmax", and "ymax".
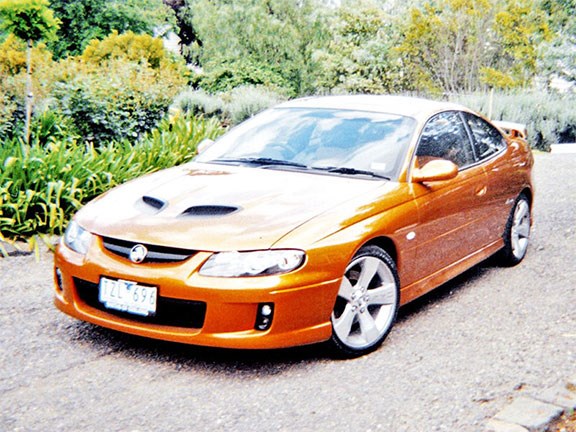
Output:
[
  {"xmin": 497, "ymin": 193, "xmax": 531, "ymax": 266},
  {"xmin": 330, "ymin": 245, "xmax": 400, "ymax": 358}
]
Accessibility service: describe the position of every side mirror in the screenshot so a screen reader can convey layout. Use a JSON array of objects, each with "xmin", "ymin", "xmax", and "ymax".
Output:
[
  {"xmin": 197, "ymin": 138, "xmax": 215, "ymax": 154},
  {"xmin": 412, "ymin": 159, "xmax": 458, "ymax": 183}
]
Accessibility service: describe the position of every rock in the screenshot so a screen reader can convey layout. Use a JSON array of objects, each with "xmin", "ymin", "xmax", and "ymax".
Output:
[{"xmin": 493, "ymin": 396, "xmax": 563, "ymax": 432}]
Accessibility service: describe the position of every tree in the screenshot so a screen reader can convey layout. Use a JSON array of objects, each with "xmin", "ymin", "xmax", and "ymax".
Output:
[
  {"xmin": 482, "ymin": 0, "xmax": 551, "ymax": 89},
  {"xmin": 397, "ymin": 0, "xmax": 495, "ymax": 93},
  {"xmin": 47, "ymin": 0, "xmax": 174, "ymax": 59},
  {"xmin": 185, "ymin": 0, "xmax": 329, "ymax": 96},
  {"xmin": 538, "ymin": 0, "xmax": 576, "ymax": 89},
  {"xmin": 396, "ymin": 0, "xmax": 550, "ymax": 93},
  {"xmin": 313, "ymin": 0, "xmax": 405, "ymax": 94},
  {"xmin": 0, "ymin": 0, "xmax": 59, "ymax": 144},
  {"xmin": 162, "ymin": 0, "xmax": 203, "ymax": 63}
]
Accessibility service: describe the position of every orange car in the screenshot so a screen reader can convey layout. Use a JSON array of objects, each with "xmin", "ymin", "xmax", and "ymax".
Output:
[{"xmin": 54, "ymin": 95, "xmax": 534, "ymax": 357}]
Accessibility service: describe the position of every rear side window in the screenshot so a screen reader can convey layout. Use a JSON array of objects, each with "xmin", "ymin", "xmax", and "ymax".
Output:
[{"xmin": 463, "ymin": 113, "xmax": 506, "ymax": 160}]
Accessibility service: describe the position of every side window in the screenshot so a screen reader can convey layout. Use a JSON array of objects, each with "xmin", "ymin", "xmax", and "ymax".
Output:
[
  {"xmin": 463, "ymin": 113, "xmax": 506, "ymax": 160},
  {"xmin": 416, "ymin": 111, "xmax": 475, "ymax": 168}
]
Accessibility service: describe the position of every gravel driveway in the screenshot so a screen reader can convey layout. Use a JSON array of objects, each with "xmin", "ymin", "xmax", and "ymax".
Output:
[{"xmin": 1, "ymin": 152, "xmax": 574, "ymax": 431}]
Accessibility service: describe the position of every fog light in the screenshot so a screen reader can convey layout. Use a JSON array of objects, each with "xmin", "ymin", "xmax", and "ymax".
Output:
[
  {"xmin": 255, "ymin": 303, "xmax": 274, "ymax": 331},
  {"xmin": 55, "ymin": 268, "xmax": 63, "ymax": 292}
]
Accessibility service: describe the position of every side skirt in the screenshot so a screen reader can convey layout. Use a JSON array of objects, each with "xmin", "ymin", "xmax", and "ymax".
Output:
[{"xmin": 399, "ymin": 239, "xmax": 503, "ymax": 306}]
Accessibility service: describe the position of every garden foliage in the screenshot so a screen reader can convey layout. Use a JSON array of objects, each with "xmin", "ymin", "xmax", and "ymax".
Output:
[
  {"xmin": 451, "ymin": 91, "xmax": 576, "ymax": 150},
  {"xmin": 0, "ymin": 0, "xmax": 59, "ymax": 43},
  {"xmin": 47, "ymin": 0, "xmax": 174, "ymax": 59},
  {"xmin": 171, "ymin": 85, "xmax": 285, "ymax": 125},
  {"xmin": 0, "ymin": 115, "xmax": 223, "ymax": 239},
  {"xmin": 0, "ymin": 32, "xmax": 187, "ymax": 143}
]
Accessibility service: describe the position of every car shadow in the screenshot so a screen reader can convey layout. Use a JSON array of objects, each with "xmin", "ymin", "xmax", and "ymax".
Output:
[
  {"xmin": 69, "ymin": 320, "xmax": 330, "ymax": 375},
  {"xmin": 67, "ymin": 258, "xmax": 496, "ymax": 373}
]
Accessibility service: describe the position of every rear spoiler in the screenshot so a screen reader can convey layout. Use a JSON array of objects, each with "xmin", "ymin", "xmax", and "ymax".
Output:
[{"xmin": 493, "ymin": 121, "xmax": 527, "ymax": 139}]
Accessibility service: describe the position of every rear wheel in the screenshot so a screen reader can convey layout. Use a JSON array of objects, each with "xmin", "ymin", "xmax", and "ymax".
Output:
[
  {"xmin": 330, "ymin": 245, "xmax": 400, "ymax": 358},
  {"xmin": 497, "ymin": 193, "xmax": 531, "ymax": 266}
]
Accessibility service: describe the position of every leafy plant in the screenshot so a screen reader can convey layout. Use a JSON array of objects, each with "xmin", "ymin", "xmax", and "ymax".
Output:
[
  {"xmin": 47, "ymin": 0, "xmax": 174, "ymax": 59},
  {"xmin": 81, "ymin": 30, "xmax": 177, "ymax": 69},
  {"xmin": 0, "ymin": 34, "xmax": 57, "ymax": 125},
  {"xmin": 0, "ymin": 115, "xmax": 223, "ymax": 239},
  {"xmin": 52, "ymin": 56, "xmax": 187, "ymax": 143}
]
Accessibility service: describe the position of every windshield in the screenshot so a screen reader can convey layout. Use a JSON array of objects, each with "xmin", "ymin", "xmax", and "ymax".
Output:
[{"xmin": 195, "ymin": 107, "xmax": 417, "ymax": 180}]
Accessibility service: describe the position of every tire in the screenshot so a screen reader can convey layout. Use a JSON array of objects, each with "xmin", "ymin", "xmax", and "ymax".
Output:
[
  {"xmin": 497, "ymin": 193, "xmax": 531, "ymax": 266},
  {"xmin": 330, "ymin": 245, "xmax": 400, "ymax": 358}
]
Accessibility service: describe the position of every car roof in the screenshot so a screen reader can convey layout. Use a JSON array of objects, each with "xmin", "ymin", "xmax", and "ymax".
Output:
[{"xmin": 276, "ymin": 95, "xmax": 468, "ymax": 120}]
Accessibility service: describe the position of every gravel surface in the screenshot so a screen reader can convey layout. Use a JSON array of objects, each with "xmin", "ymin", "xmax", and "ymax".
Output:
[{"xmin": 1, "ymin": 152, "xmax": 575, "ymax": 431}]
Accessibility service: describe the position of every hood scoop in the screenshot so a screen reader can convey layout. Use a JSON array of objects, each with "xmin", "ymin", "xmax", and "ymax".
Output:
[
  {"xmin": 181, "ymin": 205, "xmax": 239, "ymax": 217},
  {"xmin": 135, "ymin": 195, "xmax": 167, "ymax": 215},
  {"xmin": 142, "ymin": 195, "xmax": 167, "ymax": 210}
]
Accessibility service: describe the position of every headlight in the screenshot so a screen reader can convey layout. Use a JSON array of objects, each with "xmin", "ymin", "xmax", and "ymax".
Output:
[
  {"xmin": 199, "ymin": 250, "xmax": 305, "ymax": 277},
  {"xmin": 64, "ymin": 220, "xmax": 93, "ymax": 255}
]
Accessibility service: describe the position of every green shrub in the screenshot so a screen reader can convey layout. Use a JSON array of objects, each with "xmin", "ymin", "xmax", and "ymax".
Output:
[
  {"xmin": 223, "ymin": 85, "xmax": 285, "ymax": 124},
  {"xmin": 29, "ymin": 107, "xmax": 78, "ymax": 145},
  {"xmin": 0, "ymin": 34, "xmax": 28, "ymax": 75},
  {"xmin": 171, "ymin": 85, "xmax": 285, "ymax": 126},
  {"xmin": 0, "ymin": 115, "xmax": 223, "ymax": 239},
  {"xmin": 451, "ymin": 91, "xmax": 576, "ymax": 150},
  {"xmin": 81, "ymin": 30, "xmax": 177, "ymax": 70},
  {"xmin": 0, "ymin": 31, "xmax": 188, "ymax": 145},
  {"xmin": 52, "ymin": 57, "xmax": 186, "ymax": 143},
  {"xmin": 198, "ymin": 57, "xmax": 292, "ymax": 95},
  {"xmin": 171, "ymin": 89, "xmax": 224, "ymax": 118}
]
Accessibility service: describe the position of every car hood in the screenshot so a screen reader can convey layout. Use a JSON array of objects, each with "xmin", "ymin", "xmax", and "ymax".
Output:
[{"xmin": 76, "ymin": 162, "xmax": 391, "ymax": 251}]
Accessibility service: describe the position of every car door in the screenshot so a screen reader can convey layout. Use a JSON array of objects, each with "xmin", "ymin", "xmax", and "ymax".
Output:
[
  {"xmin": 410, "ymin": 111, "xmax": 489, "ymax": 281},
  {"xmin": 461, "ymin": 112, "xmax": 512, "ymax": 241}
]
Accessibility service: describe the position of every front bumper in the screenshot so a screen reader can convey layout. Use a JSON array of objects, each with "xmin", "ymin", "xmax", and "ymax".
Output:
[{"xmin": 53, "ymin": 238, "xmax": 341, "ymax": 349}]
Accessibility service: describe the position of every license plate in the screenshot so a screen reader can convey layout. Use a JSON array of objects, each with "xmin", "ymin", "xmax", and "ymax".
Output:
[{"xmin": 98, "ymin": 277, "xmax": 157, "ymax": 317}]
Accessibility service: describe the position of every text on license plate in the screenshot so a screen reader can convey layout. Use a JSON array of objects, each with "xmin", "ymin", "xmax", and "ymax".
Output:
[{"xmin": 98, "ymin": 277, "xmax": 157, "ymax": 317}]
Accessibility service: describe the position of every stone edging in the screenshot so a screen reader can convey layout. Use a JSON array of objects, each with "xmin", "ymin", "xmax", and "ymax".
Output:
[{"xmin": 487, "ymin": 375, "xmax": 576, "ymax": 431}]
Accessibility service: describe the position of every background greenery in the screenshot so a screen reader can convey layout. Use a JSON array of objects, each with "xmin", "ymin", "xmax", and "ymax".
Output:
[{"xmin": 0, "ymin": 0, "xmax": 575, "ymax": 241}]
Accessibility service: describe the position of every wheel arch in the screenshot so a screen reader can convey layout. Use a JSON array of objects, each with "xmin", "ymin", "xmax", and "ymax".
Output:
[
  {"xmin": 521, "ymin": 187, "xmax": 533, "ymax": 208},
  {"xmin": 363, "ymin": 236, "xmax": 398, "ymax": 265}
]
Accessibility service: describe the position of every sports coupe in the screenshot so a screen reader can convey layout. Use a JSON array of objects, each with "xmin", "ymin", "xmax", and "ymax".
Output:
[{"xmin": 54, "ymin": 95, "xmax": 534, "ymax": 357}]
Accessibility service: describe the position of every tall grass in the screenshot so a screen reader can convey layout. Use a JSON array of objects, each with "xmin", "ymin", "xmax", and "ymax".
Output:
[{"xmin": 0, "ymin": 115, "xmax": 223, "ymax": 239}]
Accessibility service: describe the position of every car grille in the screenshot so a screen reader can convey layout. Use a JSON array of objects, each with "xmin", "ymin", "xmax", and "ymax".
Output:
[
  {"xmin": 74, "ymin": 278, "xmax": 206, "ymax": 329},
  {"xmin": 101, "ymin": 237, "xmax": 197, "ymax": 264}
]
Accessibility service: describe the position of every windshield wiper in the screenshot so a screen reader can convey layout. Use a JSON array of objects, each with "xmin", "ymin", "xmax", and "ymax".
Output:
[
  {"xmin": 211, "ymin": 157, "xmax": 309, "ymax": 169},
  {"xmin": 313, "ymin": 166, "xmax": 390, "ymax": 180}
]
